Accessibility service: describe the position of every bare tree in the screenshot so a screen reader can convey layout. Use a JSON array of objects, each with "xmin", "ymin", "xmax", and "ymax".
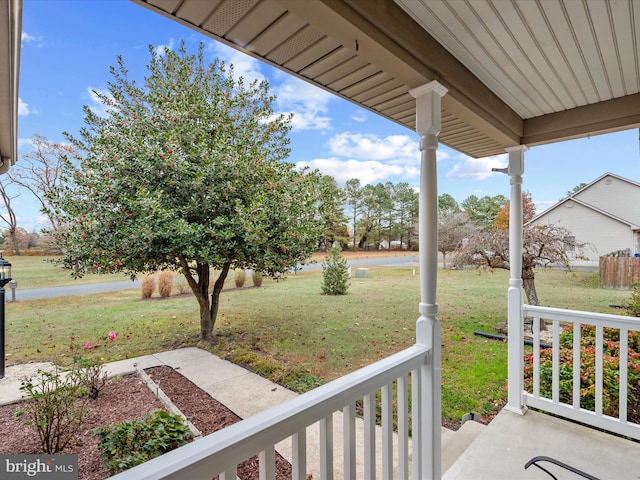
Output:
[
  {"xmin": 0, "ymin": 179, "xmax": 20, "ymax": 255},
  {"xmin": 438, "ymin": 208, "xmax": 477, "ymax": 268},
  {"xmin": 455, "ymin": 223, "xmax": 587, "ymax": 309},
  {"xmin": 9, "ymin": 134, "xmax": 74, "ymax": 233}
]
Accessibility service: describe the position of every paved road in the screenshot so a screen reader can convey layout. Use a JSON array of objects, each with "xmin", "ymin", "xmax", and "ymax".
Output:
[{"xmin": 8, "ymin": 255, "xmax": 421, "ymax": 302}]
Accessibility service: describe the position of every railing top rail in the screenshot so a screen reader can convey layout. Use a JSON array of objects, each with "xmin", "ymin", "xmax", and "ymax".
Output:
[
  {"xmin": 523, "ymin": 304, "xmax": 640, "ymax": 330},
  {"xmin": 110, "ymin": 344, "xmax": 431, "ymax": 480}
]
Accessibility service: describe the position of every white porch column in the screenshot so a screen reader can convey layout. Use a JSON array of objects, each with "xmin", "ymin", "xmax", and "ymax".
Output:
[
  {"xmin": 410, "ymin": 81, "xmax": 447, "ymax": 480},
  {"xmin": 504, "ymin": 145, "xmax": 528, "ymax": 415}
]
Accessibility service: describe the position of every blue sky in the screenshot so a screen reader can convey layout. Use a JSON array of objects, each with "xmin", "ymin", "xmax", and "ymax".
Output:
[{"xmin": 14, "ymin": 0, "xmax": 640, "ymax": 232}]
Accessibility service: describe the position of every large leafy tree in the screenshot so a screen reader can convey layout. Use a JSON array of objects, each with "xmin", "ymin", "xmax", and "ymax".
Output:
[
  {"xmin": 316, "ymin": 175, "xmax": 348, "ymax": 250},
  {"xmin": 461, "ymin": 194, "xmax": 508, "ymax": 230},
  {"xmin": 46, "ymin": 42, "xmax": 323, "ymax": 340},
  {"xmin": 493, "ymin": 191, "xmax": 536, "ymax": 230}
]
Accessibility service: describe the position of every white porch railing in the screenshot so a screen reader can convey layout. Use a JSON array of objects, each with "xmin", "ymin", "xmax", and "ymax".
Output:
[
  {"xmin": 110, "ymin": 344, "xmax": 434, "ymax": 480},
  {"xmin": 522, "ymin": 304, "xmax": 640, "ymax": 440}
]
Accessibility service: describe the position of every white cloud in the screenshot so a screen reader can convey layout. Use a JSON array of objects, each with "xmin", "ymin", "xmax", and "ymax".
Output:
[
  {"xmin": 445, "ymin": 154, "xmax": 507, "ymax": 180},
  {"xmin": 154, "ymin": 38, "xmax": 175, "ymax": 57},
  {"xmin": 18, "ymin": 98, "xmax": 30, "ymax": 116},
  {"xmin": 327, "ymin": 132, "xmax": 418, "ymax": 164},
  {"xmin": 296, "ymin": 157, "xmax": 419, "ymax": 186},
  {"xmin": 21, "ymin": 32, "xmax": 42, "ymax": 46},
  {"xmin": 272, "ymin": 77, "xmax": 333, "ymax": 131},
  {"xmin": 351, "ymin": 110, "xmax": 367, "ymax": 122},
  {"xmin": 87, "ymin": 87, "xmax": 116, "ymax": 118},
  {"xmin": 207, "ymin": 41, "xmax": 266, "ymax": 85}
]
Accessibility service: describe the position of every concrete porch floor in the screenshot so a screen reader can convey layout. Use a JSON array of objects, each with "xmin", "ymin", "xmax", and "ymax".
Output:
[{"xmin": 444, "ymin": 408, "xmax": 640, "ymax": 480}]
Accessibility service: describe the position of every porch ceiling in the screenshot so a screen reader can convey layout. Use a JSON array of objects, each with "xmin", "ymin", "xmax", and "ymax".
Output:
[{"xmin": 132, "ymin": 0, "xmax": 640, "ymax": 159}]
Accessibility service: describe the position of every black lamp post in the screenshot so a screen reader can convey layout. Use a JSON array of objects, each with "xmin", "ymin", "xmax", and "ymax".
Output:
[{"xmin": 0, "ymin": 255, "xmax": 11, "ymax": 379}]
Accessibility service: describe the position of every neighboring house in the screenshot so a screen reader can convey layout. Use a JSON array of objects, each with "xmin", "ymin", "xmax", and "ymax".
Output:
[{"xmin": 529, "ymin": 173, "xmax": 640, "ymax": 261}]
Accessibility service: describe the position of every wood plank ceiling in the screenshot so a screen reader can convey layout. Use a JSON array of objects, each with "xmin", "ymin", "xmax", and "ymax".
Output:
[{"xmin": 133, "ymin": 0, "xmax": 640, "ymax": 159}]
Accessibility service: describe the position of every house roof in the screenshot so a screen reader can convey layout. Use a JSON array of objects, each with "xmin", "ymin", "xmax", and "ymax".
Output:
[
  {"xmin": 0, "ymin": 0, "xmax": 21, "ymax": 174},
  {"xmin": 530, "ymin": 194, "xmax": 640, "ymax": 230},
  {"xmin": 130, "ymin": 0, "xmax": 640, "ymax": 159},
  {"xmin": 529, "ymin": 172, "xmax": 640, "ymax": 229}
]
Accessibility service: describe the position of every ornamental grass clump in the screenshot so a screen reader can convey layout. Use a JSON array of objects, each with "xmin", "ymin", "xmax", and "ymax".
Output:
[
  {"xmin": 321, "ymin": 248, "xmax": 350, "ymax": 295},
  {"xmin": 141, "ymin": 275, "xmax": 155, "ymax": 299},
  {"xmin": 235, "ymin": 269, "xmax": 246, "ymax": 288},
  {"xmin": 252, "ymin": 270, "xmax": 263, "ymax": 287},
  {"xmin": 157, "ymin": 270, "xmax": 174, "ymax": 298}
]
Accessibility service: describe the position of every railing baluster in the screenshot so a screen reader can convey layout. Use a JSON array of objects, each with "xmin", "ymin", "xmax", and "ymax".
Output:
[
  {"xmin": 533, "ymin": 315, "xmax": 540, "ymax": 398},
  {"xmin": 411, "ymin": 368, "xmax": 422, "ymax": 480},
  {"xmin": 381, "ymin": 383, "xmax": 393, "ymax": 480},
  {"xmin": 220, "ymin": 469, "xmax": 236, "ymax": 480},
  {"xmin": 620, "ymin": 329, "xmax": 629, "ymax": 422},
  {"xmin": 292, "ymin": 430, "xmax": 306, "ymax": 480},
  {"xmin": 573, "ymin": 322, "xmax": 581, "ymax": 409},
  {"xmin": 552, "ymin": 319, "xmax": 560, "ymax": 404},
  {"xmin": 595, "ymin": 326, "xmax": 604, "ymax": 416},
  {"xmin": 259, "ymin": 447, "xmax": 275, "ymax": 480},
  {"xmin": 343, "ymin": 402, "xmax": 356, "ymax": 480},
  {"xmin": 364, "ymin": 392, "xmax": 376, "ymax": 480},
  {"xmin": 320, "ymin": 414, "xmax": 334, "ymax": 480},
  {"xmin": 397, "ymin": 374, "xmax": 409, "ymax": 480}
]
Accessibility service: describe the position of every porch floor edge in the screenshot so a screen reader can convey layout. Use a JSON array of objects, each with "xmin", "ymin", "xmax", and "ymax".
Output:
[{"xmin": 442, "ymin": 408, "xmax": 640, "ymax": 480}]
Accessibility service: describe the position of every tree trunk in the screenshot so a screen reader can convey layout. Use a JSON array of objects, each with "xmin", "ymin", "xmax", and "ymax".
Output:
[
  {"xmin": 179, "ymin": 257, "xmax": 230, "ymax": 340},
  {"xmin": 209, "ymin": 262, "xmax": 231, "ymax": 337},
  {"xmin": 522, "ymin": 265, "xmax": 545, "ymax": 331},
  {"xmin": 522, "ymin": 266, "xmax": 538, "ymax": 306},
  {"xmin": 9, "ymin": 228, "xmax": 20, "ymax": 256}
]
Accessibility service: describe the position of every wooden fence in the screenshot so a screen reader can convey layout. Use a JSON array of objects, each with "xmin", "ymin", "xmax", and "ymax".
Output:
[{"xmin": 599, "ymin": 256, "xmax": 640, "ymax": 289}]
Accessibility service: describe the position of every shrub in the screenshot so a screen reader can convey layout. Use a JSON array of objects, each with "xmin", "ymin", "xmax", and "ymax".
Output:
[
  {"xmin": 95, "ymin": 409, "xmax": 191, "ymax": 475},
  {"xmin": 624, "ymin": 283, "xmax": 640, "ymax": 317},
  {"xmin": 252, "ymin": 270, "xmax": 263, "ymax": 287},
  {"xmin": 321, "ymin": 248, "xmax": 350, "ymax": 295},
  {"xmin": 234, "ymin": 269, "xmax": 246, "ymax": 288},
  {"xmin": 524, "ymin": 325, "xmax": 640, "ymax": 417},
  {"xmin": 157, "ymin": 270, "xmax": 174, "ymax": 298},
  {"xmin": 18, "ymin": 368, "xmax": 91, "ymax": 454},
  {"xmin": 141, "ymin": 275, "xmax": 155, "ymax": 299},
  {"xmin": 73, "ymin": 357, "xmax": 108, "ymax": 399}
]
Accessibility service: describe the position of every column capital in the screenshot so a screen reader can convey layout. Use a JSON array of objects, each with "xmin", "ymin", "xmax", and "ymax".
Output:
[
  {"xmin": 409, "ymin": 81, "xmax": 448, "ymax": 99},
  {"xmin": 410, "ymin": 81, "xmax": 448, "ymax": 137},
  {"xmin": 507, "ymin": 145, "xmax": 527, "ymax": 177}
]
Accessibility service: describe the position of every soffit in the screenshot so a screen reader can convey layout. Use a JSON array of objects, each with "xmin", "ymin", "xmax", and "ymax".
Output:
[
  {"xmin": 132, "ymin": 0, "xmax": 640, "ymax": 159},
  {"xmin": 0, "ymin": 0, "xmax": 21, "ymax": 174}
]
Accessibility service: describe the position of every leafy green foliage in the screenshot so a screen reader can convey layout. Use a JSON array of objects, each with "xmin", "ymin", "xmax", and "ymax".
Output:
[
  {"xmin": 45, "ymin": 41, "xmax": 323, "ymax": 339},
  {"xmin": 524, "ymin": 325, "xmax": 640, "ymax": 416},
  {"xmin": 19, "ymin": 368, "xmax": 91, "ymax": 453},
  {"xmin": 624, "ymin": 283, "xmax": 640, "ymax": 317},
  {"xmin": 95, "ymin": 409, "xmax": 191, "ymax": 475},
  {"xmin": 460, "ymin": 194, "xmax": 508, "ymax": 230},
  {"xmin": 321, "ymin": 248, "xmax": 350, "ymax": 295}
]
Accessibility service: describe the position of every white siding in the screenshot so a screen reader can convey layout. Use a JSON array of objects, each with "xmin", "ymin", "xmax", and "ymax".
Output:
[
  {"xmin": 574, "ymin": 176, "xmax": 640, "ymax": 226},
  {"xmin": 531, "ymin": 201, "xmax": 633, "ymax": 260}
]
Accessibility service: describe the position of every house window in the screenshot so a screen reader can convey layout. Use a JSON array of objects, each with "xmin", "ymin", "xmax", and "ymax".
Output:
[
  {"xmin": 564, "ymin": 235, "xmax": 575, "ymax": 253},
  {"xmin": 635, "ymin": 231, "xmax": 640, "ymax": 255}
]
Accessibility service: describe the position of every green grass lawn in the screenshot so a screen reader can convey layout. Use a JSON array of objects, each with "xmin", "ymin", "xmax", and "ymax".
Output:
[
  {"xmin": 4, "ymin": 255, "xmax": 128, "ymax": 289},
  {"xmin": 3, "ymin": 263, "xmax": 631, "ymax": 424}
]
